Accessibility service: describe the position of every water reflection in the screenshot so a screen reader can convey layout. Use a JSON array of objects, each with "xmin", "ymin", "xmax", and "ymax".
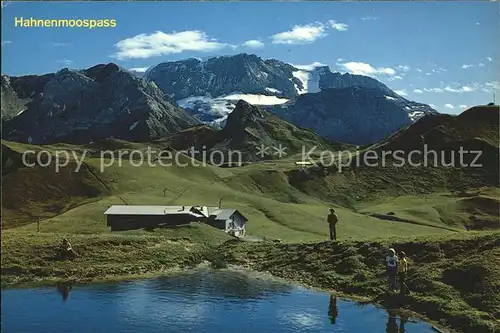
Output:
[
  {"xmin": 386, "ymin": 309, "xmax": 407, "ymax": 333},
  {"xmin": 327, "ymin": 294, "xmax": 339, "ymax": 325},
  {"xmin": 2, "ymin": 269, "xmax": 435, "ymax": 333},
  {"xmin": 148, "ymin": 269, "xmax": 294, "ymax": 300},
  {"xmin": 56, "ymin": 282, "xmax": 72, "ymax": 303}
]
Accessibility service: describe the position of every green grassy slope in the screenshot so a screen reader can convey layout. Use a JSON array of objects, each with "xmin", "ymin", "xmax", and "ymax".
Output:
[
  {"xmin": 222, "ymin": 231, "xmax": 500, "ymax": 333},
  {"xmin": 3, "ymin": 139, "xmax": 462, "ymax": 242}
]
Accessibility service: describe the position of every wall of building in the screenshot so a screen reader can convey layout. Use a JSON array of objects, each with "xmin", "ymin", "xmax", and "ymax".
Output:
[
  {"xmin": 227, "ymin": 213, "xmax": 246, "ymax": 237},
  {"xmin": 107, "ymin": 214, "xmax": 194, "ymax": 231}
]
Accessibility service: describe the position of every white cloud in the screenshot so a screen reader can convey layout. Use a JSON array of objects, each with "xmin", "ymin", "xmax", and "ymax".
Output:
[
  {"xmin": 271, "ymin": 23, "xmax": 327, "ymax": 45},
  {"xmin": 242, "ymin": 40, "xmax": 265, "ymax": 49},
  {"xmin": 423, "ymin": 88, "xmax": 443, "ymax": 93},
  {"xmin": 56, "ymin": 59, "xmax": 73, "ymax": 66},
  {"xmin": 482, "ymin": 81, "xmax": 500, "ymax": 93},
  {"xmin": 337, "ymin": 61, "xmax": 396, "ymax": 76},
  {"xmin": 444, "ymin": 103, "xmax": 455, "ymax": 109},
  {"xmin": 486, "ymin": 57, "xmax": 493, "ymax": 62},
  {"xmin": 328, "ymin": 20, "xmax": 349, "ymax": 31},
  {"xmin": 459, "ymin": 104, "xmax": 468, "ymax": 109},
  {"xmin": 129, "ymin": 67, "xmax": 149, "ymax": 73},
  {"xmin": 395, "ymin": 89, "xmax": 407, "ymax": 96},
  {"xmin": 443, "ymin": 85, "xmax": 475, "ymax": 93},
  {"xmin": 396, "ymin": 65, "xmax": 410, "ymax": 72},
  {"xmin": 413, "ymin": 89, "xmax": 423, "ymax": 93},
  {"xmin": 387, "ymin": 75, "xmax": 403, "ymax": 81},
  {"xmin": 431, "ymin": 67, "xmax": 447, "ymax": 73},
  {"xmin": 271, "ymin": 20, "xmax": 347, "ymax": 45},
  {"xmin": 416, "ymin": 68, "xmax": 422, "ymax": 72},
  {"xmin": 429, "ymin": 104, "xmax": 437, "ymax": 108},
  {"xmin": 461, "ymin": 62, "xmax": 485, "ymax": 69},
  {"xmin": 293, "ymin": 62, "xmax": 327, "ymax": 71},
  {"xmin": 112, "ymin": 30, "xmax": 231, "ymax": 60},
  {"xmin": 361, "ymin": 16, "xmax": 379, "ymax": 21},
  {"xmin": 421, "ymin": 85, "xmax": 476, "ymax": 94},
  {"xmin": 336, "ymin": 57, "xmax": 344, "ymax": 62},
  {"xmin": 2, "ymin": 40, "xmax": 12, "ymax": 46}
]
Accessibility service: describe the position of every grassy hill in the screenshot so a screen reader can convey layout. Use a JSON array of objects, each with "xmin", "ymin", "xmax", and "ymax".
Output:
[{"xmin": 3, "ymin": 137, "xmax": 472, "ymax": 240}]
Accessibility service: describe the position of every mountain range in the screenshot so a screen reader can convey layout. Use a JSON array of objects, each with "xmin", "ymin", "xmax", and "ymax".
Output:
[
  {"xmin": 2, "ymin": 63, "xmax": 197, "ymax": 144},
  {"xmin": 1, "ymin": 53, "xmax": 439, "ymax": 145}
]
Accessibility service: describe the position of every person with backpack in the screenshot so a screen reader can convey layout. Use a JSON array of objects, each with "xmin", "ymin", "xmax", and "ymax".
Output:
[
  {"xmin": 327, "ymin": 208, "xmax": 339, "ymax": 241},
  {"xmin": 386, "ymin": 248, "xmax": 398, "ymax": 291}
]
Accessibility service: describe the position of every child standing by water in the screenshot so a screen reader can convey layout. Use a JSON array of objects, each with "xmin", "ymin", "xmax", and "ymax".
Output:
[{"xmin": 398, "ymin": 251, "xmax": 409, "ymax": 295}]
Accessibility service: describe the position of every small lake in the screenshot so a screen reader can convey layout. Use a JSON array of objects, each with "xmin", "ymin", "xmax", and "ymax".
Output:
[{"xmin": 2, "ymin": 269, "xmax": 438, "ymax": 333}]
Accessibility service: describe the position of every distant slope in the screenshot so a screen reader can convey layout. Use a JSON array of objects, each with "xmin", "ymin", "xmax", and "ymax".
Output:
[
  {"xmin": 2, "ymin": 142, "xmax": 108, "ymax": 228},
  {"xmin": 370, "ymin": 105, "xmax": 499, "ymax": 172},
  {"xmin": 270, "ymin": 87, "xmax": 423, "ymax": 145},
  {"xmin": 2, "ymin": 63, "xmax": 199, "ymax": 144},
  {"xmin": 285, "ymin": 105, "xmax": 500, "ymax": 227},
  {"xmin": 158, "ymin": 99, "xmax": 351, "ymax": 163}
]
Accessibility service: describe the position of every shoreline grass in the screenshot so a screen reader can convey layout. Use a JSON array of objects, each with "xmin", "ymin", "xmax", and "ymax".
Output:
[{"xmin": 2, "ymin": 230, "xmax": 499, "ymax": 333}]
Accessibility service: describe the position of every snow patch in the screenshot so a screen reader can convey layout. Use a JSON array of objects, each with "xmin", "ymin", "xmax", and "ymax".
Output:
[
  {"xmin": 17, "ymin": 109, "xmax": 26, "ymax": 116},
  {"xmin": 292, "ymin": 62, "xmax": 327, "ymax": 71},
  {"xmin": 384, "ymin": 96, "xmax": 397, "ymax": 101},
  {"xmin": 292, "ymin": 69, "xmax": 320, "ymax": 94},
  {"xmin": 409, "ymin": 111, "xmax": 425, "ymax": 121},
  {"xmin": 129, "ymin": 67, "xmax": 149, "ymax": 73},
  {"xmin": 256, "ymin": 71, "xmax": 268, "ymax": 79},
  {"xmin": 222, "ymin": 93, "xmax": 288, "ymax": 105},
  {"xmin": 265, "ymin": 87, "xmax": 282, "ymax": 94},
  {"xmin": 177, "ymin": 93, "xmax": 289, "ymax": 123},
  {"xmin": 129, "ymin": 121, "xmax": 140, "ymax": 131},
  {"xmin": 177, "ymin": 96, "xmax": 234, "ymax": 118}
]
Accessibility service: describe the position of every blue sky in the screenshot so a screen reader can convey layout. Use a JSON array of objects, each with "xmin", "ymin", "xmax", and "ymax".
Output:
[{"xmin": 2, "ymin": 1, "xmax": 499, "ymax": 114}]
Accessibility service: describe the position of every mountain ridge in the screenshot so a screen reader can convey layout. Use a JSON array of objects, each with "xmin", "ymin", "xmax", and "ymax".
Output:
[
  {"xmin": 1, "ymin": 63, "xmax": 199, "ymax": 144},
  {"xmin": 143, "ymin": 53, "xmax": 438, "ymax": 144}
]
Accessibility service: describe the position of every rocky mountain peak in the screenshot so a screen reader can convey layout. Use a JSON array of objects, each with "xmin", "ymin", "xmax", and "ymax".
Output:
[
  {"xmin": 223, "ymin": 100, "xmax": 267, "ymax": 136},
  {"xmin": 84, "ymin": 63, "xmax": 121, "ymax": 82}
]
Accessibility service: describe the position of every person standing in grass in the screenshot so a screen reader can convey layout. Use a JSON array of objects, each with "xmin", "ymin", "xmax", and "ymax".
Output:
[
  {"xmin": 386, "ymin": 248, "xmax": 398, "ymax": 291},
  {"xmin": 398, "ymin": 251, "xmax": 409, "ymax": 296},
  {"xmin": 327, "ymin": 208, "xmax": 339, "ymax": 241}
]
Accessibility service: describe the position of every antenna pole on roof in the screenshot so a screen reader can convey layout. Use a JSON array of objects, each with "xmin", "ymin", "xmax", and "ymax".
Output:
[{"xmin": 219, "ymin": 197, "xmax": 223, "ymax": 208}]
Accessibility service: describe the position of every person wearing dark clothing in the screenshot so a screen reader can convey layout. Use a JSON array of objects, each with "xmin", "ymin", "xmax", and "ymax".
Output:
[
  {"xmin": 327, "ymin": 294, "xmax": 339, "ymax": 325},
  {"xmin": 386, "ymin": 248, "xmax": 398, "ymax": 291},
  {"xmin": 327, "ymin": 209, "xmax": 339, "ymax": 241},
  {"xmin": 59, "ymin": 238, "xmax": 76, "ymax": 259}
]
